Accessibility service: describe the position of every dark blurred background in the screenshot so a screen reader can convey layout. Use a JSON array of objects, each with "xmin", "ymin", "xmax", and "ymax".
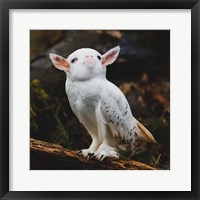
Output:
[{"xmin": 30, "ymin": 30, "xmax": 170, "ymax": 169}]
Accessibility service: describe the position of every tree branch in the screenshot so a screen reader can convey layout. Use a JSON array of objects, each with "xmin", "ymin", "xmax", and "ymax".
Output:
[{"xmin": 30, "ymin": 138, "xmax": 156, "ymax": 170}]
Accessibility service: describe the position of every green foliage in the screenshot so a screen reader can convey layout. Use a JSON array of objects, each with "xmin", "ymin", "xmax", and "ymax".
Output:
[
  {"xmin": 147, "ymin": 117, "xmax": 170, "ymax": 146},
  {"xmin": 120, "ymin": 146, "xmax": 167, "ymax": 169},
  {"xmin": 30, "ymin": 79, "xmax": 71, "ymax": 147},
  {"xmin": 51, "ymin": 104, "xmax": 71, "ymax": 148},
  {"xmin": 133, "ymin": 148, "xmax": 162, "ymax": 168},
  {"xmin": 30, "ymin": 79, "xmax": 49, "ymax": 133}
]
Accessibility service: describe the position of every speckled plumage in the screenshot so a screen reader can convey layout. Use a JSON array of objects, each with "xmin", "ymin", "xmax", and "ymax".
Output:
[{"xmin": 50, "ymin": 46, "xmax": 157, "ymax": 161}]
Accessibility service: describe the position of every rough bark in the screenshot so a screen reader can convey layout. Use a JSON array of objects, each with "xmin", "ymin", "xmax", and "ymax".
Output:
[{"xmin": 30, "ymin": 138, "xmax": 157, "ymax": 170}]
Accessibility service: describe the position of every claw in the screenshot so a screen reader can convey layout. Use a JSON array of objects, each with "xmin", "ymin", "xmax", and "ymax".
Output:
[
  {"xmin": 87, "ymin": 153, "xmax": 94, "ymax": 160},
  {"xmin": 77, "ymin": 150, "xmax": 82, "ymax": 155},
  {"xmin": 100, "ymin": 154, "xmax": 105, "ymax": 161},
  {"xmin": 89, "ymin": 153, "xmax": 94, "ymax": 157}
]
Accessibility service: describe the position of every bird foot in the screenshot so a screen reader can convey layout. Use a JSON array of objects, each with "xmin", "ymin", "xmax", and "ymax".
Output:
[
  {"xmin": 94, "ymin": 143, "xmax": 119, "ymax": 161},
  {"xmin": 77, "ymin": 149, "xmax": 95, "ymax": 159}
]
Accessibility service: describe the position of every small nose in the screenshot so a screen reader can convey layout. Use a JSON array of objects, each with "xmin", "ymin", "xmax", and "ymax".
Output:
[
  {"xmin": 85, "ymin": 55, "xmax": 93, "ymax": 58},
  {"xmin": 85, "ymin": 55, "xmax": 94, "ymax": 62}
]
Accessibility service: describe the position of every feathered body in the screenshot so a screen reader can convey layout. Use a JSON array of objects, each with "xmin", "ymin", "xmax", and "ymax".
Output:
[{"xmin": 50, "ymin": 46, "xmax": 157, "ymax": 161}]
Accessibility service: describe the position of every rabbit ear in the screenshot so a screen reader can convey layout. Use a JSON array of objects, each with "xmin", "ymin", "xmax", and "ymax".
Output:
[
  {"xmin": 49, "ymin": 53, "xmax": 70, "ymax": 71},
  {"xmin": 101, "ymin": 46, "xmax": 120, "ymax": 67}
]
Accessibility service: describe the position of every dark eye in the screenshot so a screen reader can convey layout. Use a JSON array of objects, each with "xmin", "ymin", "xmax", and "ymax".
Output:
[
  {"xmin": 71, "ymin": 57, "xmax": 78, "ymax": 63},
  {"xmin": 97, "ymin": 55, "xmax": 101, "ymax": 60}
]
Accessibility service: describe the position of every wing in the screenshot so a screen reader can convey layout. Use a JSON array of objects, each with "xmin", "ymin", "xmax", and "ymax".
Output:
[{"xmin": 100, "ymin": 80, "xmax": 157, "ymax": 150}]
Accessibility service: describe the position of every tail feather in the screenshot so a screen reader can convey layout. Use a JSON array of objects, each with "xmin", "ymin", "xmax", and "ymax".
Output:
[{"xmin": 134, "ymin": 118, "xmax": 157, "ymax": 144}]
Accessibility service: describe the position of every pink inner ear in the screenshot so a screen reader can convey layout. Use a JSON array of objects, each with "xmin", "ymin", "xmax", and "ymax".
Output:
[
  {"xmin": 60, "ymin": 58, "xmax": 69, "ymax": 68},
  {"xmin": 54, "ymin": 56, "xmax": 69, "ymax": 69},
  {"xmin": 102, "ymin": 50, "xmax": 117, "ymax": 65},
  {"xmin": 55, "ymin": 56, "xmax": 61, "ymax": 61}
]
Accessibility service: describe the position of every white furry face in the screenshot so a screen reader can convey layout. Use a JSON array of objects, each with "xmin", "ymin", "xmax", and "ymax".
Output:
[
  {"xmin": 66, "ymin": 48, "xmax": 105, "ymax": 81},
  {"xmin": 50, "ymin": 46, "xmax": 120, "ymax": 82}
]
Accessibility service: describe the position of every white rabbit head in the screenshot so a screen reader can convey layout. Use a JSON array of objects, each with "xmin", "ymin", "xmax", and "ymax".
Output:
[{"xmin": 49, "ymin": 46, "xmax": 120, "ymax": 81}]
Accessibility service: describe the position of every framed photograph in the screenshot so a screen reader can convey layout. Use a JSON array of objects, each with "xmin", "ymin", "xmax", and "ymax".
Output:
[{"xmin": 1, "ymin": 0, "xmax": 199, "ymax": 199}]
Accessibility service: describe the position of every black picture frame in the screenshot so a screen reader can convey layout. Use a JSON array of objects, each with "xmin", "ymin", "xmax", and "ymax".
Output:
[{"xmin": 0, "ymin": 0, "xmax": 199, "ymax": 199}]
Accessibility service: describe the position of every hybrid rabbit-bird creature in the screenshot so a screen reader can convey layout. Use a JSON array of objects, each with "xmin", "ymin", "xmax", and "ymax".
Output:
[{"xmin": 49, "ymin": 46, "xmax": 157, "ymax": 161}]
